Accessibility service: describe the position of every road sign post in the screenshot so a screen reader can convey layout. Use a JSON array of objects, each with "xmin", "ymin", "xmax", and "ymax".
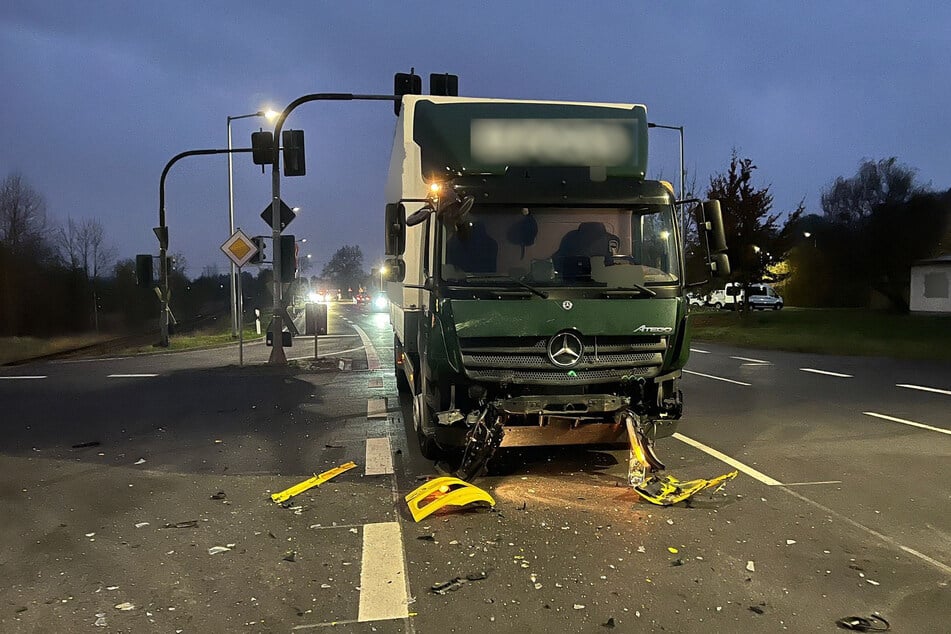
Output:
[{"xmin": 221, "ymin": 229, "xmax": 259, "ymax": 366}]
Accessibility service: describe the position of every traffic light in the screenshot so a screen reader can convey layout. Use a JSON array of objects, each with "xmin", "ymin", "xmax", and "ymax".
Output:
[
  {"xmin": 279, "ymin": 234, "xmax": 297, "ymax": 283},
  {"xmin": 249, "ymin": 236, "xmax": 267, "ymax": 265},
  {"xmin": 430, "ymin": 73, "xmax": 458, "ymax": 96},
  {"xmin": 394, "ymin": 70, "xmax": 422, "ymax": 115},
  {"xmin": 282, "ymin": 129, "xmax": 306, "ymax": 177},
  {"xmin": 135, "ymin": 254, "xmax": 153, "ymax": 287},
  {"xmin": 251, "ymin": 131, "xmax": 275, "ymax": 165}
]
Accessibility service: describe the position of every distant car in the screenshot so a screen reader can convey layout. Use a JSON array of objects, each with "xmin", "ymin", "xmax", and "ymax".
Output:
[
  {"xmin": 746, "ymin": 284, "xmax": 783, "ymax": 310},
  {"xmin": 687, "ymin": 292, "xmax": 707, "ymax": 307},
  {"xmin": 354, "ymin": 292, "xmax": 370, "ymax": 306}
]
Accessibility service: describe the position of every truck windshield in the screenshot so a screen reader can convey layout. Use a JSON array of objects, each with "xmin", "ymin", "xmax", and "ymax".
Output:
[{"xmin": 440, "ymin": 205, "xmax": 680, "ymax": 287}]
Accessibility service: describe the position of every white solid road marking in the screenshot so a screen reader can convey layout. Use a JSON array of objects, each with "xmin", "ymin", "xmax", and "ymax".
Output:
[
  {"xmin": 731, "ymin": 355, "xmax": 770, "ymax": 364},
  {"xmin": 689, "ymin": 348, "xmax": 710, "ymax": 354},
  {"xmin": 351, "ymin": 324, "xmax": 381, "ymax": 371},
  {"xmin": 897, "ymin": 383, "xmax": 951, "ymax": 397},
  {"xmin": 800, "ymin": 368, "xmax": 853, "ymax": 378},
  {"xmin": 367, "ymin": 397, "xmax": 387, "ymax": 419},
  {"xmin": 365, "ymin": 437, "xmax": 394, "ymax": 476},
  {"xmin": 672, "ymin": 433, "xmax": 783, "ymax": 486},
  {"xmin": 287, "ymin": 345, "xmax": 365, "ymax": 362},
  {"xmin": 863, "ymin": 411, "xmax": 951, "ymax": 436},
  {"xmin": 51, "ymin": 356, "xmax": 130, "ymax": 364},
  {"xmin": 683, "ymin": 369, "xmax": 751, "ymax": 386},
  {"xmin": 0, "ymin": 375, "xmax": 47, "ymax": 380},
  {"xmin": 107, "ymin": 374, "xmax": 158, "ymax": 378},
  {"xmin": 357, "ymin": 522, "xmax": 409, "ymax": 622},
  {"xmin": 782, "ymin": 480, "xmax": 843, "ymax": 486}
]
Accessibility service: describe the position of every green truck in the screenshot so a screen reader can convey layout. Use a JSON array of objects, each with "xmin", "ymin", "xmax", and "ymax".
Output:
[{"xmin": 383, "ymin": 95, "xmax": 728, "ymax": 479}]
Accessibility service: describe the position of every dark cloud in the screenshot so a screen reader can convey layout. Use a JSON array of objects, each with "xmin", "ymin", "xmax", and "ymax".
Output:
[{"xmin": 1, "ymin": 1, "xmax": 948, "ymax": 274}]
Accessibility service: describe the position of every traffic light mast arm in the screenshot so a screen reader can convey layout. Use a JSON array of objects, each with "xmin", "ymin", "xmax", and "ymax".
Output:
[
  {"xmin": 156, "ymin": 147, "xmax": 254, "ymax": 346},
  {"xmin": 266, "ymin": 93, "xmax": 398, "ymax": 364}
]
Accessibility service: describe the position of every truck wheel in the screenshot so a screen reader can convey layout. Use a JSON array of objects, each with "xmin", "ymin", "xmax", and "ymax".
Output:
[
  {"xmin": 394, "ymin": 336, "xmax": 410, "ymax": 393},
  {"xmin": 413, "ymin": 392, "xmax": 444, "ymax": 460},
  {"xmin": 714, "ymin": 302, "xmax": 723, "ymax": 310}
]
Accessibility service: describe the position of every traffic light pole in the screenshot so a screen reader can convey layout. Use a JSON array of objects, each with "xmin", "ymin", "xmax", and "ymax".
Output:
[
  {"xmin": 267, "ymin": 93, "xmax": 397, "ymax": 365},
  {"xmin": 158, "ymin": 147, "xmax": 254, "ymax": 346}
]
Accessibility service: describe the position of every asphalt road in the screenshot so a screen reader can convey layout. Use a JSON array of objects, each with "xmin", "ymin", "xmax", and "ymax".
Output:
[{"xmin": 1, "ymin": 303, "xmax": 948, "ymax": 632}]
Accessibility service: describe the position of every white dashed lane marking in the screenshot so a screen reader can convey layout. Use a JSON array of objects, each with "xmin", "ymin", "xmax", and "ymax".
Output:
[
  {"xmin": 731, "ymin": 355, "xmax": 770, "ymax": 364},
  {"xmin": 357, "ymin": 522, "xmax": 409, "ymax": 622},
  {"xmin": 863, "ymin": 412, "xmax": 951, "ymax": 436},
  {"xmin": 689, "ymin": 348, "xmax": 710, "ymax": 354},
  {"xmin": 0, "ymin": 375, "xmax": 47, "ymax": 380},
  {"xmin": 800, "ymin": 368, "xmax": 852, "ymax": 378},
  {"xmin": 107, "ymin": 374, "xmax": 158, "ymax": 378},
  {"xmin": 364, "ymin": 437, "xmax": 394, "ymax": 476},
  {"xmin": 896, "ymin": 383, "xmax": 951, "ymax": 396},
  {"xmin": 683, "ymin": 369, "xmax": 751, "ymax": 386},
  {"xmin": 673, "ymin": 433, "xmax": 783, "ymax": 486}
]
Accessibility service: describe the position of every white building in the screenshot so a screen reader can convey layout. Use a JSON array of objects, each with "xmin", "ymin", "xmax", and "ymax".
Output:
[{"xmin": 910, "ymin": 254, "xmax": 951, "ymax": 313}]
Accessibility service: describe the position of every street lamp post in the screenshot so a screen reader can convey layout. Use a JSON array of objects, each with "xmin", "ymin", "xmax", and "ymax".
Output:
[
  {"xmin": 380, "ymin": 265, "xmax": 388, "ymax": 291},
  {"xmin": 227, "ymin": 110, "xmax": 276, "ymax": 338}
]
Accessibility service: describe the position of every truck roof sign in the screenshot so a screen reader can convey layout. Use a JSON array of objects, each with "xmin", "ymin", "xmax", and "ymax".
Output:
[{"xmin": 412, "ymin": 99, "xmax": 648, "ymax": 179}]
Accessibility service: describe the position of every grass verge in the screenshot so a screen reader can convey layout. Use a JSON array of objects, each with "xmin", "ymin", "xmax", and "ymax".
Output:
[
  {"xmin": 0, "ymin": 334, "xmax": 117, "ymax": 365},
  {"xmin": 689, "ymin": 308, "xmax": 951, "ymax": 361},
  {"xmin": 121, "ymin": 325, "xmax": 263, "ymax": 354}
]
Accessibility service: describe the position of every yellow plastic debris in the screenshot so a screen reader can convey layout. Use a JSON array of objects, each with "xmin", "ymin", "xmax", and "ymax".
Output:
[
  {"xmin": 634, "ymin": 470, "xmax": 738, "ymax": 506},
  {"xmin": 270, "ymin": 461, "xmax": 357, "ymax": 504},
  {"xmin": 404, "ymin": 476, "xmax": 495, "ymax": 522}
]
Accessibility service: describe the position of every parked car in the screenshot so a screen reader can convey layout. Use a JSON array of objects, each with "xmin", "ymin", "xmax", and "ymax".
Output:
[
  {"xmin": 746, "ymin": 284, "xmax": 783, "ymax": 310},
  {"xmin": 687, "ymin": 292, "xmax": 707, "ymax": 307},
  {"xmin": 708, "ymin": 283, "xmax": 744, "ymax": 310}
]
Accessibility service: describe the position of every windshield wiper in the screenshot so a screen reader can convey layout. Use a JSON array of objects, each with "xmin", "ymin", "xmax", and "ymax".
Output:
[
  {"xmin": 463, "ymin": 274, "xmax": 549, "ymax": 299},
  {"xmin": 602, "ymin": 283, "xmax": 656, "ymax": 298}
]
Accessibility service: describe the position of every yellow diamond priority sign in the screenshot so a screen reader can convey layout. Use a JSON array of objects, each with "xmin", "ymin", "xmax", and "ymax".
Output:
[{"xmin": 220, "ymin": 229, "xmax": 258, "ymax": 267}]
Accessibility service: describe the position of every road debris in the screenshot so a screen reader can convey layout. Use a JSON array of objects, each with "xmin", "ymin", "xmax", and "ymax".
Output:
[
  {"xmin": 133, "ymin": 458, "xmax": 146, "ymax": 465},
  {"xmin": 430, "ymin": 571, "xmax": 488, "ymax": 595},
  {"xmin": 746, "ymin": 560, "xmax": 756, "ymax": 572},
  {"xmin": 207, "ymin": 546, "xmax": 231, "ymax": 555},
  {"xmin": 283, "ymin": 550, "xmax": 297, "ymax": 562},
  {"xmin": 417, "ymin": 534, "xmax": 436, "ymax": 542},
  {"xmin": 404, "ymin": 476, "xmax": 495, "ymax": 522},
  {"xmin": 114, "ymin": 602, "xmax": 135, "ymax": 611},
  {"xmin": 602, "ymin": 617, "xmax": 616, "ymax": 628},
  {"xmin": 573, "ymin": 604, "xmax": 585, "ymax": 610},
  {"xmin": 134, "ymin": 522, "xmax": 150, "ymax": 529},
  {"xmin": 210, "ymin": 491, "xmax": 226, "ymax": 500},
  {"xmin": 270, "ymin": 461, "xmax": 357, "ymax": 504},
  {"xmin": 162, "ymin": 520, "xmax": 198, "ymax": 529},
  {"xmin": 835, "ymin": 614, "xmax": 890, "ymax": 631},
  {"xmin": 749, "ymin": 603, "xmax": 766, "ymax": 615},
  {"xmin": 94, "ymin": 613, "xmax": 107, "ymax": 627},
  {"xmin": 324, "ymin": 443, "xmax": 345, "ymax": 449},
  {"xmin": 71, "ymin": 441, "xmax": 100, "ymax": 449},
  {"xmin": 667, "ymin": 547, "xmax": 679, "ymax": 554},
  {"xmin": 786, "ymin": 539, "xmax": 797, "ymax": 545}
]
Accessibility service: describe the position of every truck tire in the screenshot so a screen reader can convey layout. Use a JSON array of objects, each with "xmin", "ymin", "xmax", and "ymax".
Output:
[
  {"xmin": 394, "ymin": 336, "xmax": 410, "ymax": 393},
  {"xmin": 413, "ymin": 392, "xmax": 444, "ymax": 461},
  {"xmin": 714, "ymin": 302, "xmax": 723, "ymax": 310}
]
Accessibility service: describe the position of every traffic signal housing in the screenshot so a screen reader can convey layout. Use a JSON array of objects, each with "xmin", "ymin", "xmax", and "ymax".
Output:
[
  {"xmin": 282, "ymin": 129, "xmax": 306, "ymax": 177},
  {"xmin": 135, "ymin": 254, "xmax": 153, "ymax": 287},
  {"xmin": 394, "ymin": 71, "xmax": 422, "ymax": 115},
  {"xmin": 430, "ymin": 73, "xmax": 458, "ymax": 96},
  {"xmin": 249, "ymin": 236, "xmax": 267, "ymax": 265},
  {"xmin": 251, "ymin": 131, "xmax": 275, "ymax": 165},
  {"xmin": 279, "ymin": 234, "xmax": 297, "ymax": 283}
]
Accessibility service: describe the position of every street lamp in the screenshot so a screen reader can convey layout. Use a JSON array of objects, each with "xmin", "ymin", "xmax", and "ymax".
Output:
[
  {"xmin": 803, "ymin": 231, "xmax": 816, "ymax": 247},
  {"xmin": 227, "ymin": 108, "xmax": 277, "ymax": 337}
]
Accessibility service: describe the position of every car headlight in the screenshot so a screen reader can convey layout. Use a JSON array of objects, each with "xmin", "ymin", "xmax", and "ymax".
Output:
[
  {"xmin": 307, "ymin": 291, "xmax": 319, "ymax": 303},
  {"xmin": 374, "ymin": 296, "xmax": 388, "ymax": 310}
]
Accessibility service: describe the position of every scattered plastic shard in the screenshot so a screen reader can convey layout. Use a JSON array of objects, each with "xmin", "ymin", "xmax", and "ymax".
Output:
[
  {"xmin": 208, "ymin": 546, "xmax": 231, "ymax": 555},
  {"xmin": 404, "ymin": 476, "xmax": 495, "ymax": 522},
  {"xmin": 114, "ymin": 602, "xmax": 135, "ymax": 611},
  {"xmin": 430, "ymin": 571, "xmax": 488, "ymax": 595},
  {"xmin": 747, "ymin": 560, "xmax": 756, "ymax": 572},
  {"xmin": 835, "ymin": 614, "xmax": 890, "ymax": 632},
  {"xmin": 210, "ymin": 491, "xmax": 226, "ymax": 500},
  {"xmin": 72, "ymin": 441, "xmax": 101, "ymax": 449},
  {"xmin": 634, "ymin": 470, "xmax": 739, "ymax": 506},
  {"xmin": 270, "ymin": 461, "xmax": 357, "ymax": 504},
  {"xmin": 94, "ymin": 613, "xmax": 107, "ymax": 627},
  {"xmin": 162, "ymin": 520, "xmax": 198, "ymax": 529},
  {"xmin": 283, "ymin": 550, "xmax": 297, "ymax": 562},
  {"xmin": 133, "ymin": 458, "xmax": 146, "ymax": 465},
  {"xmin": 134, "ymin": 522, "xmax": 150, "ymax": 529}
]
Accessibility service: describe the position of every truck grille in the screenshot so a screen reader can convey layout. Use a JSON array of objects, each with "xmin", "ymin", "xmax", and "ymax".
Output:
[{"xmin": 459, "ymin": 335, "xmax": 666, "ymax": 385}]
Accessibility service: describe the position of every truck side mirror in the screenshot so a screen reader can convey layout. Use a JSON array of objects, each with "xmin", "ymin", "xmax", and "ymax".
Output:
[
  {"xmin": 385, "ymin": 203, "xmax": 406, "ymax": 255},
  {"xmin": 700, "ymin": 199, "xmax": 728, "ymax": 254},
  {"xmin": 405, "ymin": 203, "xmax": 434, "ymax": 227},
  {"xmin": 384, "ymin": 258, "xmax": 405, "ymax": 282}
]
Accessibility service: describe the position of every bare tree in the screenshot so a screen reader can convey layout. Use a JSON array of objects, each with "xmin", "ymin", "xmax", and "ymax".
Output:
[
  {"xmin": 0, "ymin": 173, "xmax": 48, "ymax": 253},
  {"xmin": 820, "ymin": 157, "xmax": 926, "ymax": 224},
  {"xmin": 72, "ymin": 218, "xmax": 117, "ymax": 279},
  {"xmin": 56, "ymin": 217, "xmax": 83, "ymax": 270}
]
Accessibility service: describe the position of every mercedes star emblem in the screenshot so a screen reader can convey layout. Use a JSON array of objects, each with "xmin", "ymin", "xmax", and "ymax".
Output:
[
  {"xmin": 562, "ymin": 300, "xmax": 573, "ymax": 310},
  {"xmin": 547, "ymin": 331, "xmax": 584, "ymax": 368}
]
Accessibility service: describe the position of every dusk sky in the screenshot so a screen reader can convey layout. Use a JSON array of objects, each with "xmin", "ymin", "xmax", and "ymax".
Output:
[{"xmin": 2, "ymin": 2, "xmax": 949, "ymax": 276}]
